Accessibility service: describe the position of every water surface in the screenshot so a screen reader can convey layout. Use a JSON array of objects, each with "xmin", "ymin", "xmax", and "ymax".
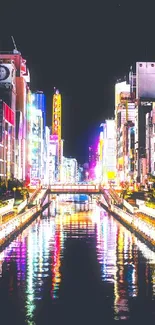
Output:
[{"xmin": 0, "ymin": 196, "xmax": 155, "ymax": 324}]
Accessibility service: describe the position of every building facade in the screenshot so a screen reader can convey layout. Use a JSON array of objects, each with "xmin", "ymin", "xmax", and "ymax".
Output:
[{"xmin": 0, "ymin": 58, "xmax": 16, "ymax": 182}]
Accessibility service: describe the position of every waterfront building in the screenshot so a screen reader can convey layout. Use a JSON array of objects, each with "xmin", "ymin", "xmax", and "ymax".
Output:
[
  {"xmin": 115, "ymin": 81, "xmax": 136, "ymax": 184},
  {"xmin": 0, "ymin": 49, "xmax": 30, "ymax": 182},
  {"xmin": 26, "ymin": 91, "xmax": 44, "ymax": 186},
  {"xmin": 130, "ymin": 63, "xmax": 155, "ymax": 183},
  {"xmin": 49, "ymin": 134, "xmax": 58, "ymax": 184},
  {"xmin": 0, "ymin": 57, "xmax": 16, "ymax": 181},
  {"xmin": 43, "ymin": 126, "xmax": 50, "ymax": 185},
  {"xmin": 102, "ymin": 120, "xmax": 116, "ymax": 185},
  {"xmin": 62, "ymin": 157, "xmax": 78, "ymax": 183}
]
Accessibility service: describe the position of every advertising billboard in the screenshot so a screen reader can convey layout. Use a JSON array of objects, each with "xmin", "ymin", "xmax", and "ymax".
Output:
[
  {"xmin": 0, "ymin": 54, "xmax": 28, "ymax": 78},
  {"xmin": 33, "ymin": 91, "xmax": 46, "ymax": 130},
  {"xmin": 4, "ymin": 103, "xmax": 15, "ymax": 125},
  {"xmin": 52, "ymin": 90, "xmax": 61, "ymax": 139},
  {"xmin": 136, "ymin": 62, "xmax": 155, "ymax": 100},
  {"xmin": 30, "ymin": 111, "xmax": 43, "ymax": 182},
  {"xmin": 0, "ymin": 63, "xmax": 16, "ymax": 85},
  {"xmin": 120, "ymin": 92, "xmax": 132, "ymax": 104}
]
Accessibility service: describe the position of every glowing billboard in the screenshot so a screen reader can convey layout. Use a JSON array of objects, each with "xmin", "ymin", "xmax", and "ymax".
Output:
[
  {"xmin": 52, "ymin": 89, "xmax": 61, "ymax": 139},
  {"xmin": 136, "ymin": 62, "xmax": 155, "ymax": 99},
  {"xmin": 0, "ymin": 53, "xmax": 29, "ymax": 79},
  {"xmin": 0, "ymin": 63, "xmax": 16, "ymax": 86},
  {"xmin": 31, "ymin": 111, "xmax": 43, "ymax": 181}
]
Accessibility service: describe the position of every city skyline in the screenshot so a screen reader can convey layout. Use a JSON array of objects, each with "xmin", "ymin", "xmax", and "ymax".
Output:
[
  {"xmin": 1, "ymin": 43, "xmax": 155, "ymax": 186},
  {"xmin": 1, "ymin": 1, "xmax": 155, "ymax": 161}
]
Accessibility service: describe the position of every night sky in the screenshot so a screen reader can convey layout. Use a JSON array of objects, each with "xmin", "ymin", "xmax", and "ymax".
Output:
[{"xmin": 0, "ymin": 0, "xmax": 155, "ymax": 163}]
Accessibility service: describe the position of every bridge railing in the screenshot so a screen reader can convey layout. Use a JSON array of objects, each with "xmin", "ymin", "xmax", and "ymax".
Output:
[{"xmin": 49, "ymin": 184, "xmax": 100, "ymax": 192}]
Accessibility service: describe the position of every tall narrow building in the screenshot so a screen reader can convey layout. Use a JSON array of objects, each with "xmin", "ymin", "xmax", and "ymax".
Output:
[{"xmin": 51, "ymin": 89, "xmax": 63, "ymax": 181}]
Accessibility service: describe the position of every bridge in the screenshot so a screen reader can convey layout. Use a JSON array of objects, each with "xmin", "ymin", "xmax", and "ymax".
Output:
[
  {"xmin": 48, "ymin": 184, "xmax": 100, "ymax": 194},
  {"xmin": 47, "ymin": 184, "xmax": 123, "ymax": 206}
]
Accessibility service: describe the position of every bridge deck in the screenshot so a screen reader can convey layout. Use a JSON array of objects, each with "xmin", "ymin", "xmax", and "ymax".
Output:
[{"xmin": 48, "ymin": 184, "xmax": 100, "ymax": 194}]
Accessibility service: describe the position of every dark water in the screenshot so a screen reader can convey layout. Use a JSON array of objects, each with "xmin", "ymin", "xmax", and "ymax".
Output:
[{"xmin": 0, "ymin": 196, "xmax": 155, "ymax": 324}]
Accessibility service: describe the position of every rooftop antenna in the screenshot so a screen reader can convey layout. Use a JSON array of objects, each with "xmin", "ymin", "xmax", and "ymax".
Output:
[{"xmin": 11, "ymin": 36, "xmax": 20, "ymax": 53}]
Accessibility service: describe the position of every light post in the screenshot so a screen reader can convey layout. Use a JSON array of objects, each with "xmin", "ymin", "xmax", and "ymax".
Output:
[{"xmin": 12, "ymin": 187, "xmax": 16, "ymax": 202}]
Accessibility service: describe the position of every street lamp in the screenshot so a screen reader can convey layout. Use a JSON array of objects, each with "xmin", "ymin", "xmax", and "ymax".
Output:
[{"xmin": 12, "ymin": 187, "xmax": 16, "ymax": 201}]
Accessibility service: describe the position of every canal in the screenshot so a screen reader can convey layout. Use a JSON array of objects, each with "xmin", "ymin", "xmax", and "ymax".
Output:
[{"xmin": 0, "ymin": 194, "xmax": 155, "ymax": 324}]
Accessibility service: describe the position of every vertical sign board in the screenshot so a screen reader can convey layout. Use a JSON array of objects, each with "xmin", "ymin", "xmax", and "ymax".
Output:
[{"xmin": 0, "ymin": 101, "xmax": 3, "ymax": 142}]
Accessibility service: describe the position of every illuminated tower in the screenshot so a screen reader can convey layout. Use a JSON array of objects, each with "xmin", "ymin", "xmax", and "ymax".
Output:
[{"xmin": 52, "ymin": 88, "xmax": 62, "ymax": 181}]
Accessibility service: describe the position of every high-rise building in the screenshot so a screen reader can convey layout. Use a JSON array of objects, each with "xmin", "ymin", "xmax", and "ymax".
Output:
[
  {"xmin": 52, "ymin": 89, "xmax": 63, "ymax": 181},
  {"xmin": 49, "ymin": 134, "xmax": 58, "ymax": 184},
  {"xmin": 62, "ymin": 157, "xmax": 78, "ymax": 183},
  {"xmin": 43, "ymin": 126, "xmax": 50, "ymax": 185},
  {"xmin": 88, "ymin": 144, "xmax": 99, "ymax": 180},
  {"xmin": 133, "ymin": 62, "xmax": 155, "ymax": 182},
  {"xmin": 33, "ymin": 91, "xmax": 46, "ymax": 135},
  {"xmin": 115, "ymin": 81, "xmax": 136, "ymax": 184},
  {"xmin": 102, "ymin": 120, "xmax": 116, "ymax": 185},
  {"xmin": 0, "ymin": 50, "xmax": 30, "ymax": 182},
  {"xmin": 26, "ymin": 91, "xmax": 44, "ymax": 186},
  {"xmin": 0, "ymin": 57, "xmax": 16, "ymax": 181}
]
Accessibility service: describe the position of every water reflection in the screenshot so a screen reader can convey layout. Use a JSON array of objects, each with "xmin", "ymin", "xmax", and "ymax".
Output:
[
  {"xmin": 95, "ymin": 209, "xmax": 155, "ymax": 320},
  {"xmin": 51, "ymin": 222, "xmax": 63, "ymax": 299},
  {"xmin": 0, "ymin": 195, "xmax": 154, "ymax": 323}
]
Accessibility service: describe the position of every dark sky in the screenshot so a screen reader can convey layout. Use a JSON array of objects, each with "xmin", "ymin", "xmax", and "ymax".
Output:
[{"xmin": 0, "ymin": 0, "xmax": 155, "ymax": 163}]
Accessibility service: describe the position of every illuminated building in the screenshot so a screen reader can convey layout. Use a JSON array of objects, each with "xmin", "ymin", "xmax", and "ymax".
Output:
[
  {"xmin": 0, "ymin": 58, "xmax": 16, "ymax": 181},
  {"xmin": 102, "ymin": 120, "xmax": 116, "ymax": 185},
  {"xmin": 49, "ymin": 134, "xmax": 58, "ymax": 184},
  {"xmin": 131, "ymin": 63, "xmax": 155, "ymax": 183},
  {"xmin": 43, "ymin": 126, "xmax": 50, "ymax": 185},
  {"xmin": 78, "ymin": 165, "xmax": 84, "ymax": 182},
  {"xmin": 121, "ymin": 121, "xmax": 135, "ymax": 183},
  {"xmin": 32, "ymin": 91, "xmax": 47, "ymax": 185},
  {"xmin": 16, "ymin": 110, "xmax": 23, "ymax": 180},
  {"xmin": 30, "ymin": 108, "xmax": 43, "ymax": 184},
  {"xmin": 115, "ymin": 81, "xmax": 135, "ymax": 184},
  {"xmin": 62, "ymin": 157, "xmax": 78, "ymax": 183},
  {"xmin": 52, "ymin": 89, "xmax": 63, "ymax": 181},
  {"xmin": 89, "ymin": 143, "xmax": 99, "ymax": 181},
  {"xmin": 127, "ymin": 124, "xmax": 135, "ymax": 182},
  {"xmin": 26, "ymin": 91, "xmax": 44, "ymax": 186},
  {"xmin": 0, "ymin": 100, "xmax": 15, "ymax": 181},
  {"xmin": 115, "ymin": 64, "xmax": 155, "ymax": 185},
  {"xmin": 0, "ymin": 50, "xmax": 30, "ymax": 182},
  {"xmin": 148, "ymin": 104, "xmax": 155, "ymax": 177},
  {"xmin": 145, "ymin": 104, "xmax": 155, "ymax": 181},
  {"xmin": 32, "ymin": 91, "xmax": 46, "ymax": 136}
]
